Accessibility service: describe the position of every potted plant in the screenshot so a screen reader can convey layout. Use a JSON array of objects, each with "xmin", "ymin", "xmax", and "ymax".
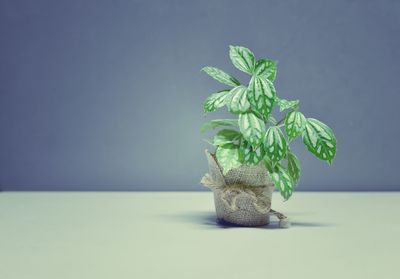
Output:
[{"xmin": 200, "ymin": 45, "xmax": 337, "ymax": 228}]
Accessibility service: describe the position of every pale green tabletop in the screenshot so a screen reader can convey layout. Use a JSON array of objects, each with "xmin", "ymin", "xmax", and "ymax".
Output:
[{"xmin": 0, "ymin": 192, "xmax": 399, "ymax": 279}]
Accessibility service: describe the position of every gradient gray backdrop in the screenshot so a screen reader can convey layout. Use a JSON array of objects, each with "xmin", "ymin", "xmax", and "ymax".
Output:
[{"xmin": 1, "ymin": 0, "xmax": 399, "ymax": 191}]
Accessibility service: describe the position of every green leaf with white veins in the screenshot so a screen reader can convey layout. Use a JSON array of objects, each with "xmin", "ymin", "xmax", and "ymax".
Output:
[
  {"xmin": 285, "ymin": 111, "xmax": 306, "ymax": 140},
  {"xmin": 302, "ymin": 118, "xmax": 337, "ymax": 164},
  {"xmin": 287, "ymin": 151, "xmax": 301, "ymax": 184},
  {"xmin": 277, "ymin": 98, "xmax": 300, "ymax": 112},
  {"xmin": 239, "ymin": 140, "xmax": 265, "ymax": 165},
  {"xmin": 201, "ymin": 66, "xmax": 240, "ymax": 87},
  {"xmin": 213, "ymin": 129, "xmax": 241, "ymax": 146},
  {"xmin": 266, "ymin": 79, "xmax": 277, "ymax": 97},
  {"xmin": 200, "ymin": 119, "xmax": 238, "ymax": 133},
  {"xmin": 239, "ymin": 112, "xmax": 265, "ymax": 148},
  {"xmin": 229, "ymin": 46, "xmax": 255, "ymax": 74},
  {"xmin": 203, "ymin": 90, "xmax": 231, "ymax": 113},
  {"xmin": 226, "ymin": 86, "xmax": 251, "ymax": 114},
  {"xmin": 248, "ymin": 76, "xmax": 275, "ymax": 118},
  {"xmin": 269, "ymin": 164, "xmax": 294, "ymax": 200},
  {"xmin": 254, "ymin": 59, "xmax": 277, "ymax": 81},
  {"xmin": 216, "ymin": 143, "xmax": 242, "ymax": 174},
  {"xmin": 264, "ymin": 126, "xmax": 287, "ymax": 164}
]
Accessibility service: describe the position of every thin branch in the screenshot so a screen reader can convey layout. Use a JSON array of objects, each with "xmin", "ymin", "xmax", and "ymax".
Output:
[{"xmin": 275, "ymin": 117, "xmax": 285, "ymax": 126}]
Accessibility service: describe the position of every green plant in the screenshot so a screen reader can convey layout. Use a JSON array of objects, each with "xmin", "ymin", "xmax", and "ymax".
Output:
[{"xmin": 201, "ymin": 45, "xmax": 337, "ymax": 200}]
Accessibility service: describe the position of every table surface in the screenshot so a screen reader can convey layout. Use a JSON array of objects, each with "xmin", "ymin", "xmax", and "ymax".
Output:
[{"xmin": 0, "ymin": 192, "xmax": 399, "ymax": 279}]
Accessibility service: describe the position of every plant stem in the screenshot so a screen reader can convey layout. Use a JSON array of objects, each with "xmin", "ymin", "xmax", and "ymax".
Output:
[{"xmin": 275, "ymin": 117, "xmax": 285, "ymax": 126}]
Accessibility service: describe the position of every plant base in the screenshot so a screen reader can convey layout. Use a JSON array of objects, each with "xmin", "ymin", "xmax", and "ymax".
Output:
[
  {"xmin": 201, "ymin": 149, "xmax": 290, "ymax": 228},
  {"xmin": 213, "ymin": 185, "xmax": 274, "ymax": 226}
]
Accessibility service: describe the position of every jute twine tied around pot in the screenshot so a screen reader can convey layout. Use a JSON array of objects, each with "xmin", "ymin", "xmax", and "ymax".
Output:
[{"xmin": 201, "ymin": 150, "xmax": 290, "ymax": 228}]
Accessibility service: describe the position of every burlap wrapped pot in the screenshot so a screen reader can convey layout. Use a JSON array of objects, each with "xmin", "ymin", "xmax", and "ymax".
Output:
[{"xmin": 201, "ymin": 150, "xmax": 290, "ymax": 228}]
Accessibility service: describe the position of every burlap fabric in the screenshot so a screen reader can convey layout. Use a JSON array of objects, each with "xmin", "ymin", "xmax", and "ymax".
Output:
[{"xmin": 201, "ymin": 150, "xmax": 290, "ymax": 228}]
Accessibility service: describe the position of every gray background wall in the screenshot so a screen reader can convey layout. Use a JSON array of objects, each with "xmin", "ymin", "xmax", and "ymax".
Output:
[{"xmin": 0, "ymin": 0, "xmax": 399, "ymax": 191}]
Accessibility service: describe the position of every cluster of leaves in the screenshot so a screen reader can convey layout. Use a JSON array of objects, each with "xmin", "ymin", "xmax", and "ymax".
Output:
[{"xmin": 201, "ymin": 46, "xmax": 337, "ymax": 200}]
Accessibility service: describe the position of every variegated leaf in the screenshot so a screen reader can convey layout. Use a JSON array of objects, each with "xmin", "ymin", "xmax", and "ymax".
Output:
[
  {"xmin": 285, "ymin": 111, "xmax": 306, "ymax": 140},
  {"xmin": 266, "ymin": 79, "xmax": 277, "ymax": 98},
  {"xmin": 203, "ymin": 90, "xmax": 231, "ymax": 113},
  {"xmin": 213, "ymin": 129, "xmax": 241, "ymax": 146},
  {"xmin": 239, "ymin": 140, "xmax": 265, "ymax": 165},
  {"xmin": 276, "ymin": 98, "xmax": 300, "ymax": 112},
  {"xmin": 216, "ymin": 143, "xmax": 242, "ymax": 174},
  {"xmin": 248, "ymin": 76, "xmax": 275, "ymax": 119},
  {"xmin": 263, "ymin": 157, "xmax": 274, "ymax": 173},
  {"xmin": 269, "ymin": 164, "xmax": 294, "ymax": 200},
  {"xmin": 254, "ymin": 59, "xmax": 277, "ymax": 81},
  {"xmin": 226, "ymin": 86, "xmax": 251, "ymax": 114},
  {"xmin": 302, "ymin": 118, "xmax": 337, "ymax": 164},
  {"xmin": 264, "ymin": 126, "xmax": 287, "ymax": 164},
  {"xmin": 201, "ymin": 66, "xmax": 240, "ymax": 87},
  {"xmin": 238, "ymin": 112, "xmax": 265, "ymax": 148},
  {"xmin": 287, "ymin": 151, "xmax": 301, "ymax": 184},
  {"xmin": 229, "ymin": 45, "xmax": 255, "ymax": 74},
  {"xmin": 200, "ymin": 119, "xmax": 238, "ymax": 134}
]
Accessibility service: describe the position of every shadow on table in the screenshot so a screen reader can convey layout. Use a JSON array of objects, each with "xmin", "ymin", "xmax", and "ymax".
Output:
[{"xmin": 170, "ymin": 211, "xmax": 335, "ymax": 229}]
